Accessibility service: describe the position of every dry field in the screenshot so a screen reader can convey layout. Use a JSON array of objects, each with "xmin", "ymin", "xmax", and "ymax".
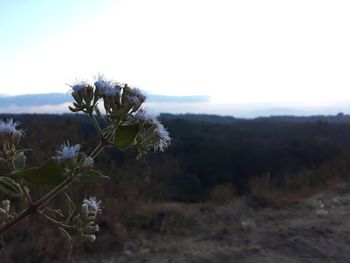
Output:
[{"xmin": 70, "ymin": 184, "xmax": 350, "ymax": 263}]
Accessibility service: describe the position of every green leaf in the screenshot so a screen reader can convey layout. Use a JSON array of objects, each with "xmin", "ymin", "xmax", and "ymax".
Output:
[
  {"xmin": 80, "ymin": 169, "xmax": 110, "ymax": 180},
  {"xmin": 11, "ymin": 159, "xmax": 65, "ymax": 186},
  {"xmin": 12, "ymin": 151, "xmax": 26, "ymax": 171},
  {"xmin": 42, "ymin": 207, "xmax": 64, "ymax": 218},
  {"xmin": 64, "ymin": 193, "xmax": 76, "ymax": 223},
  {"xmin": 115, "ymin": 124, "xmax": 139, "ymax": 149},
  {"xmin": 59, "ymin": 227, "xmax": 73, "ymax": 263},
  {"xmin": 0, "ymin": 177, "xmax": 24, "ymax": 198}
]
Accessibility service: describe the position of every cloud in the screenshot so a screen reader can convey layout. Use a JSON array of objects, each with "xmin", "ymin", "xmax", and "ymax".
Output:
[
  {"xmin": 0, "ymin": 93, "xmax": 71, "ymax": 107},
  {"xmin": 0, "ymin": 93, "xmax": 349, "ymax": 118}
]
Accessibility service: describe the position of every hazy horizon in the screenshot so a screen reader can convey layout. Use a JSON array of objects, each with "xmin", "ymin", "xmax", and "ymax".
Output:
[{"xmin": 1, "ymin": 92, "xmax": 350, "ymax": 118}]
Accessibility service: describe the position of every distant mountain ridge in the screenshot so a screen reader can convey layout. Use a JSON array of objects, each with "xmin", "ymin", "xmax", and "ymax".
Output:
[
  {"xmin": 0, "ymin": 93, "xmax": 210, "ymax": 107},
  {"xmin": 1, "ymin": 112, "xmax": 350, "ymax": 124},
  {"xmin": 1, "ymin": 93, "xmax": 350, "ymax": 118},
  {"xmin": 160, "ymin": 113, "xmax": 350, "ymax": 123}
]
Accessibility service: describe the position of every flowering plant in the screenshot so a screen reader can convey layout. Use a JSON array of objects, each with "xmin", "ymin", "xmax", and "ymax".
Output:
[{"xmin": 0, "ymin": 75, "xmax": 170, "ymax": 261}]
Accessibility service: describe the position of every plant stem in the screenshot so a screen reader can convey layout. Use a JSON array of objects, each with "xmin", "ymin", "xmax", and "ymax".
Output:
[
  {"xmin": 89, "ymin": 142, "xmax": 102, "ymax": 158},
  {"xmin": 88, "ymin": 113, "xmax": 104, "ymax": 141},
  {"xmin": 0, "ymin": 177, "xmax": 73, "ymax": 235},
  {"xmin": 91, "ymin": 144, "xmax": 107, "ymax": 159},
  {"xmin": 89, "ymin": 140, "xmax": 109, "ymax": 159}
]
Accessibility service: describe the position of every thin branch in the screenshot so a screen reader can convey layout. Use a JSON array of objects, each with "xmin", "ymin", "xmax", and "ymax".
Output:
[
  {"xmin": 0, "ymin": 176, "xmax": 74, "ymax": 235},
  {"xmin": 89, "ymin": 142, "xmax": 102, "ymax": 159},
  {"xmin": 89, "ymin": 139, "xmax": 109, "ymax": 159},
  {"xmin": 91, "ymin": 145, "xmax": 107, "ymax": 159},
  {"xmin": 88, "ymin": 113, "xmax": 104, "ymax": 140}
]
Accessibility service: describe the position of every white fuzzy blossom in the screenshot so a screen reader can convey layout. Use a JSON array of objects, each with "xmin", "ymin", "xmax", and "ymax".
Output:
[
  {"xmin": 128, "ymin": 87, "xmax": 143, "ymax": 98},
  {"xmin": 101, "ymin": 86, "xmax": 122, "ymax": 96},
  {"xmin": 69, "ymin": 80, "xmax": 90, "ymax": 92},
  {"xmin": 0, "ymin": 119, "xmax": 24, "ymax": 137},
  {"xmin": 82, "ymin": 196, "xmax": 102, "ymax": 214},
  {"xmin": 133, "ymin": 110, "xmax": 171, "ymax": 152},
  {"xmin": 0, "ymin": 119, "xmax": 24, "ymax": 159},
  {"xmin": 154, "ymin": 122, "xmax": 171, "ymax": 151},
  {"xmin": 57, "ymin": 142, "xmax": 80, "ymax": 159},
  {"xmin": 72, "ymin": 83, "xmax": 87, "ymax": 92},
  {"xmin": 125, "ymin": 87, "xmax": 145, "ymax": 103},
  {"xmin": 134, "ymin": 110, "xmax": 158, "ymax": 122},
  {"xmin": 94, "ymin": 75, "xmax": 114, "ymax": 90}
]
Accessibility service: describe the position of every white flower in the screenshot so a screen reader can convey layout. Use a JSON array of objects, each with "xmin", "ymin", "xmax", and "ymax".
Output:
[
  {"xmin": 125, "ymin": 87, "xmax": 146, "ymax": 102},
  {"xmin": 57, "ymin": 141, "xmax": 80, "ymax": 159},
  {"xmin": 85, "ymin": 234, "xmax": 96, "ymax": 242},
  {"xmin": 94, "ymin": 75, "xmax": 114, "ymax": 90},
  {"xmin": 101, "ymin": 86, "xmax": 122, "ymax": 96},
  {"xmin": 134, "ymin": 110, "xmax": 158, "ymax": 123},
  {"xmin": 82, "ymin": 196, "xmax": 102, "ymax": 214},
  {"xmin": 129, "ymin": 87, "xmax": 143, "ymax": 98},
  {"xmin": 69, "ymin": 81, "xmax": 90, "ymax": 92},
  {"xmin": 0, "ymin": 119, "xmax": 24, "ymax": 137},
  {"xmin": 154, "ymin": 122, "xmax": 171, "ymax": 151}
]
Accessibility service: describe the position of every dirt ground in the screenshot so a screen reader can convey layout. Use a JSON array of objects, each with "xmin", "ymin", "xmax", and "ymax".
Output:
[{"xmin": 75, "ymin": 184, "xmax": 350, "ymax": 263}]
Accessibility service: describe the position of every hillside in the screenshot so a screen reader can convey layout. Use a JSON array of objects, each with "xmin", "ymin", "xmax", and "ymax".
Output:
[{"xmin": 1, "ymin": 113, "xmax": 350, "ymax": 262}]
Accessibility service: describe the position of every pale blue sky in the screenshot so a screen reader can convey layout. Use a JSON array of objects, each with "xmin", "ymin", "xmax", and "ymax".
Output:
[
  {"xmin": 1, "ymin": 0, "xmax": 350, "ymax": 113},
  {"xmin": 0, "ymin": 0, "xmax": 115, "ymax": 64}
]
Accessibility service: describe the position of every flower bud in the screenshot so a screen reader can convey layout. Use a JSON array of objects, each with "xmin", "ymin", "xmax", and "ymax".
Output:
[
  {"xmin": 2, "ymin": 200, "xmax": 10, "ymax": 213},
  {"xmin": 81, "ymin": 204, "xmax": 89, "ymax": 218},
  {"xmin": 0, "ymin": 119, "xmax": 24, "ymax": 160},
  {"xmin": 83, "ymin": 223, "xmax": 100, "ymax": 234},
  {"xmin": 122, "ymin": 86, "xmax": 146, "ymax": 114},
  {"xmin": 69, "ymin": 81, "xmax": 97, "ymax": 113},
  {"xmin": 82, "ymin": 157, "xmax": 94, "ymax": 169},
  {"xmin": 85, "ymin": 234, "xmax": 96, "ymax": 242}
]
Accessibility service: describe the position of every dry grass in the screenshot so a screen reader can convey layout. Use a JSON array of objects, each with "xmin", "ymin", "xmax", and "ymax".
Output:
[
  {"xmin": 74, "ymin": 183, "xmax": 350, "ymax": 262},
  {"xmin": 209, "ymin": 183, "xmax": 236, "ymax": 204},
  {"xmin": 249, "ymin": 170, "xmax": 349, "ymax": 207}
]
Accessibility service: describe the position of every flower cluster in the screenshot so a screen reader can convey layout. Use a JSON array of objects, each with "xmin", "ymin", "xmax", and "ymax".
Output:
[
  {"xmin": 69, "ymin": 80, "xmax": 98, "ymax": 113},
  {"xmin": 133, "ymin": 110, "xmax": 171, "ymax": 156},
  {"xmin": 0, "ymin": 119, "xmax": 24, "ymax": 160},
  {"xmin": 55, "ymin": 141, "xmax": 95, "ymax": 172},
  {"xmin": 100, "ymin": 82, "xmax": 146, "ymax": 124},
  {"xmin": 68, "ymin": 75, "xmax": 171, "ymax": 157},
  {"xmin": 69, "ymin": 75, "xmax": 146, "ymax": 124},
  {"xmin": 0, "ymin": 74, "xmax": 171, "ymax": 261},
  {"xmin": 74, "ymin": 197, "xmax": 102, "ymax": 242}
]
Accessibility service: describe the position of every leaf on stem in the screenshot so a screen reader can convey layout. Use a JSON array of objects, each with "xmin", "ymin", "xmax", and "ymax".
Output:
[
  {"xmin": 42, "ymin": 207, "xmax": 64, "ymax": 219},
  {"xmin": 0, "ymin": 177, "xmax": 24, "ymax": 198},
  {"xmin": 64, "ymin": 193, "xmax": 76, "ymax": 223},
  {"xmin": 59, "ymin": 227, "xmax": 73, "ymax": 262},
  {"xmin": 115, "ymin": 124, "xmax": 139, "ymax": 149},
  {"xmin": 12, "ymin": 151, "xmax": 26, "ymax": 171},
  {"xmin": 11, "ymin": 159, "xmax": 65, "ymax": 186}
]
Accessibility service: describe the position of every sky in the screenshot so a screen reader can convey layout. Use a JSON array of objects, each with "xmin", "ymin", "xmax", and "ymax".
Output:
[{"xmin": 1, "ymin": 0, "xmax": 350, "ymax": 116}]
